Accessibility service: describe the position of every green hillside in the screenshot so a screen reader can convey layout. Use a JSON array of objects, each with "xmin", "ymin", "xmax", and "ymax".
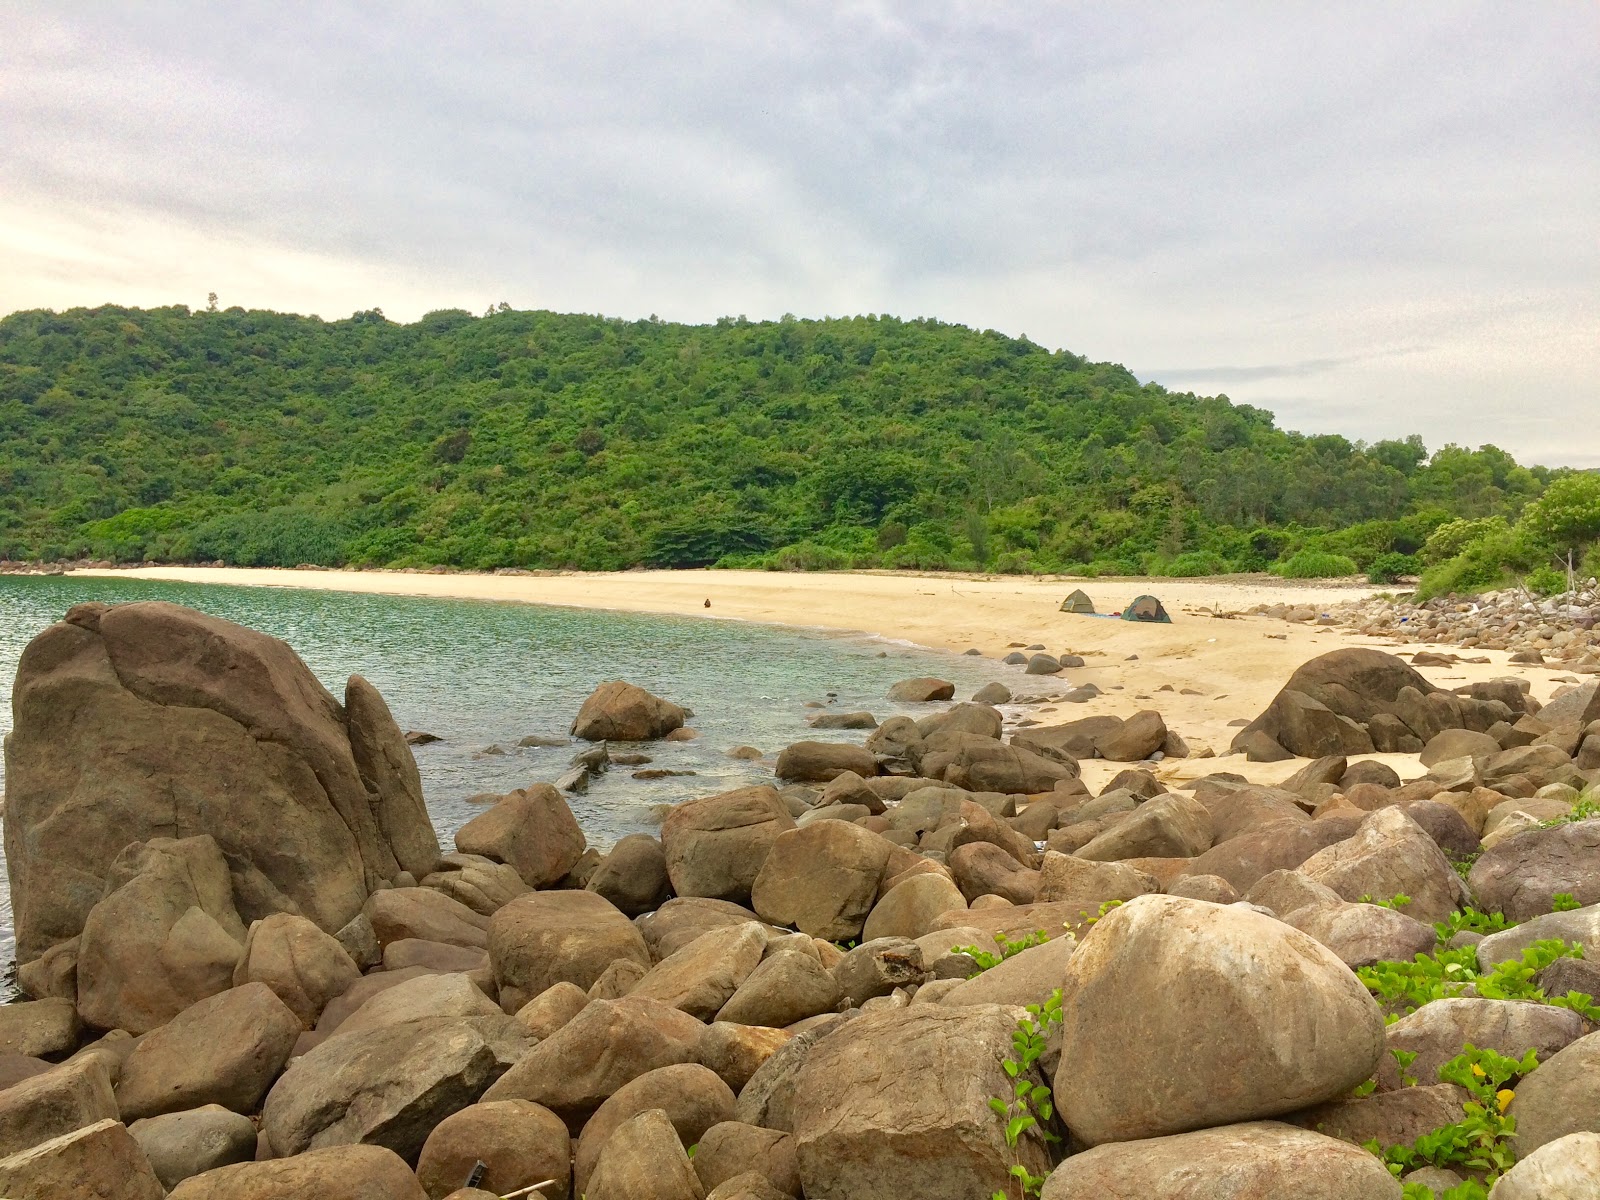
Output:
[{"xmin": 0, "ymin": 303, "xmax": 1580, "ymax": 588}]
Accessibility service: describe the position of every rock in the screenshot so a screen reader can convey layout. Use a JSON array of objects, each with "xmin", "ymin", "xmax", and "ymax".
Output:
[
  {"xmin": 694, "ymin": 1122, "xmax": 800, "ymax": 1198},
  {"xmin": 571, "ymin": 680, "xmax": 686, "ymax": 741},
  {"xmin": 1283, "ymin": 898, "xmax": 1437, "ymax": 970},
  {"xmin": 661, "ymin": 787, "xmax": 798, "ymax": 905},
  {"xmin": 335, "ymin": 973, "xmax": 501, "ymax": 1038},
  {"xmin": 1290, "ymin": 1084, "xmax": 1470, "ymax": 1148},
  {"xmin": 1025, "ymin": 653, "xmax": 1061, "ymax": 675},
  {"xmin": 415, "ymin": 1099, "xmax": 571, "ymax": 1200},
  {"xmin": 886, "ymin": 678, "xmax": 955, "ymax": 702},
  {"xmin": 1055, "ymin": 895, "xmax": 1384, "ymax": 1145},
  {"xmin": 832, "ymin": 938, "xmax": 926, "ymax": 1007},
  {"xmin": 15, "ymin": 939, "xmax": 78, "ymax": 1002},
  {"xmin": 733, "ymin": 1015, "xmax": 854, "ymax": 1132},
  {"xmin": 790, "ymin": 1005, "xmax": 1052, "ymax": 1200},
  {"xmin": 512, "ymin": 981, "xmax": 589, "ymax": 1040},
  {"xmin": 383, "ymin": 939, "xmax": 488, "ymax": 974},
  {"xmin": 365, "ymin": 887, "xmax": 491, "ymax": 949},
  {"xmin": 1235, "ymin": 729, "xmax": 1295, "ymax": 761},
  {"xmin": 971, "ymin": 682, "xmax": 1011, "ymax": 705},
  {"xmin": 1505, "ymin": 1029, "xmax": 1600, "ymax": 1156},
  {"xmin": 948, "ymin": 842, "xmax": 1039, "ymax": 905},
  {"xmin": 1477, "ymin": 904, "xmax": 1600, "ymax": 969},
  {"xmin": 1342, "ymin": 760, "xmax": 1404, "ymax": 789},
  {"xmin": 1469, "ymin": 819, "xmax": 1600, "ymax": 921},
  {"xmin": 1034, "ymin": 853, "xmax": 1161, "ymax": 921},
  {"xmin": 1421, "ymin": 728, "xmax": 1502, "ymax": 766},
  {"xmin": 420, "ymin": 854, "xmax": 530, "ymax": 916},
  {"xmin": 630, "ymin": 923, "xmax": 768, "ymax": 1020},
  {"xmin": 5, "ymin": 602, "xmax": 439, "ymax": 966},
  {"xmin": 262, "ymin": 1014, "xmax": 530, "ymax": 1160},
  {"xmin": 1167, "ymin": 874, "xmax": 1240, "ymax": 904},
  {"xmin": 335, "ymin": 912, "xmax": 382, "ymax": 969},
  {"xmin": 0, "ymin": 1055, "xmax": 52, "ymax": 1091},
  {"xmin": 0, "ymin": 998, "xmax": 79, "ymax": 1059},
  {"xmin": 481, "ymin": 997, "xmax": 705, "ymax": 1126},
  {"xmin": 115, "ymin": 983, "xmax": 301, "ymax": 1120},
  {"xmin": 928, "ymin": 741, "xmax": 1074, "ymax": 794},
  {"xmin": 489, "ymin": 890, "xmax": 651, "ymax": 1010},
  {"xmin": 774, "ymin": 741, "xmax": 878, "ymax": 783},
  {"xmin": 1489, "ymin": 1131, "xmax": 1600, "ymax": 1199},
  {"xmin": 129, "ymin": 1106, "xmax": 258, "ymax": 1191},
  {"xmin": 1398, "ymin": 799, "xmax": 1481, "ymax": 858},
  {"xmin": 717, "ymin": 950, "xmax": 841, "ymax": 1028},
  {"xmin": 586, "ymin": 835, "xmax": 672, "ymax": 916},
  {"xmin": 1095, "ymin": 710, "xmax": 1168, "ymax": 761},
  {"xmin": 698, "ymin": 1023, "xmax": 792, "ymax": 1093},
  {"xmin": 1185, "ymin": 815, "xmax": 1363, "ymax": 893},
  {"xmin": 74, "ymin": 835, "xmax": 246, "ymax": 1035},
  {"xmin": 574, "ymin": 1064, "xmax": 734, "ymax": 1195},
  {"xmin": 233, "ymin": 913, "xmax": 362, "ymax": 1029},
  {"xmin": 1377, "ymin": 1000, "xmax": 1586, "ymax": 1093},
  {"xmin": 637, "ymin": 897, "xmax": 775, "ymax": 960},
  {"xmin": 1298, "ymin": 807, "xmax": 1470, "ymax": 924},
  {"xmin": 585, "ymin": 1107, "xmax": 704, "ymax": 1200},
  {"xmin": 808, "ymin": 711, "xmax": 878, "ymax": 730},
  {"xmin": 1074, "ymin": 792, "xmax": 1214, "ymax": 861},
  {"xmin": 862, "ymin": 873, "xmax": 967, "ymax": 941},
  {"xmin": 0, "ymin": 1055, "xmax": 118, "ymax": 1159},
  {"xmin": 1038, "ymin": 1121, "xmax": 1402, "ymax": 1199},
  {"xmin": 940, "ymin": 932, "xmax": 1076, "ymax": 1009},
  {"xmin": 455, "ymin": 785, "xmax": 587, "ymax": 888},
  {"xmin": 751, "ymin": 822, "xmax": 896, "ymax": 941},
  {"xmin": 166, "ymin": 1143, "xmax": 428, "ymax": 1199},
  {"xmin": 0, "ymin": 1117, "xmax": 166, "ymax": 1200}
]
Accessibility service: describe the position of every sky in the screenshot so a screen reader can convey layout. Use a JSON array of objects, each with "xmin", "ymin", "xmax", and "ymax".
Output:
[{"xmin": 3, "ymin": 3, "xmax": 1597, "ymax": 466}]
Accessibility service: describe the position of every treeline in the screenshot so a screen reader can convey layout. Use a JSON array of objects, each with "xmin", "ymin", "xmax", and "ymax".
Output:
[{"xmin": 0, "ymin": 303, "xmax": 1590, "ymax": 592}]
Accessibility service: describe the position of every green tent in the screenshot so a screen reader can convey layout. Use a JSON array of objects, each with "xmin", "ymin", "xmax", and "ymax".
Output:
[
  {"xmin": 1121, "ymin": 594, "xmax": 1172, "ymax": 623},
  {"xmin": 1059, "ymin": 589, "xmax": 1096, "ymax": 615}
]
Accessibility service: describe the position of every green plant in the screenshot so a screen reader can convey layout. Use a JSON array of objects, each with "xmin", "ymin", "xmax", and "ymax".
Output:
[
  {"xmin": 1525, "ymin": 565, "xmax": 1567, "ymax": 596},
  {"xmin": 1445, "ymin": 850, "xmax": 1481, "ymax": 882},
  {"xmin": 1076, "ymin": 899, "xmax": 1125, "ymax": 927},
  {"xmin": 1366, "ymin": 1044, "xmax": 1535, "ymax": 1183},
  {"xmin": 1358, "ymin": 939, "xmax": 1599, "ymax": 1020},
  {"xmin": 1434, "ymin": 908, "xmax": 1514, "ymax": 944},
  {"xmin": 1368, "ymin": 551, "xmax": 1420, "ymax": 584},
  {"xmin": 1359, "ymin": 892, "xmax": 1413, "ymax": 910},
  {"xmin": 1541, "ymin": 791, "xmax": 1600, "ymax": 827},
  {"xmin": 955, "ymin": 931, "xmax": 1052, "ymax": 975},
  {"xmin": 1391, "ymin": 1048, "xmax": 1420, "ymax": 1088},
  {"xmin": 989, "ymin": 990, "xmax": 1063, "ymax": 1199},
  {"xmin": 1271, "ymin": 549, "xmax": 1360, "ymax": 579},
  {"xmin": 1553, "ymin": 893, "xmax": 1582, "ymax": 912}
]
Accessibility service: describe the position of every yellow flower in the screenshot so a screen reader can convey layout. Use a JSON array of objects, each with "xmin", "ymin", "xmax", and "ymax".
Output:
[
  {"xmin": 1497, "ymin": 1089, "xmax": 1514, "ymax": 1113},
  {"xmin": 1471, "ymin": 1064, "xmax": 1486, "ymax": 1078}
]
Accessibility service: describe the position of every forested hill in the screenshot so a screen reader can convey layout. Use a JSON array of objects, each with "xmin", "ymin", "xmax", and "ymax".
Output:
[{"xmin": 0, "ymin": 304, "xmax": 1560, "ymax": 581}]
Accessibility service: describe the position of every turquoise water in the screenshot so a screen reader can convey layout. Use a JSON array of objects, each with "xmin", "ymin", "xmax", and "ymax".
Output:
[{"xmin": 0, "ymin": 575, "xmax": 1010, "ymax": 975}]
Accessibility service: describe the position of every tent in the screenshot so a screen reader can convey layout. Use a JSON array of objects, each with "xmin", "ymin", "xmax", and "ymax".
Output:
[
  {"xmin": 1059, "ymin": 589, "xmax": 1097, "ymax": 615},
  {"xmin": 1121, "ymin": 594, "xmax": 1172, "ymax": 623}
]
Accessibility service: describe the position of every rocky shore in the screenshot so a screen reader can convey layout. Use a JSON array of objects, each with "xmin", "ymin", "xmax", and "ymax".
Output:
[{"xmin": 3, "ymin": 600, "xmax": 1599, "ymax": 1198}]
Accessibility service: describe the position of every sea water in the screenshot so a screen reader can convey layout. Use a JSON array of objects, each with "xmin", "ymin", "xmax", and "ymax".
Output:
[{"xmin": 0, "ymin": 574, "xmax": 1011, "ymax": 974}]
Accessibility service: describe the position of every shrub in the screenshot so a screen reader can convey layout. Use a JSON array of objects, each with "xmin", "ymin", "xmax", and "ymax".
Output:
[
  {"xmin": 766, "ymin": 541, "xmax": 849, "ymax": 571},
  {"xmin": 1271, "ymin": 550, "xmax": 1359, "ymax": 579},
  {"xmin": 1161, "ymin": 551, "xmax": 1229, "ymax": 577},
  {"xmin": 1367, "ymin": 552, "xmax": 1420, "ymax": 584},
  {"xmin": 1525, "ymin": 565, "xmax": 1566, "ymax": 596}
]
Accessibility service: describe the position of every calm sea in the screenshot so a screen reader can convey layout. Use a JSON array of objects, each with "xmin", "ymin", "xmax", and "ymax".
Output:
[{"xmin": 0, "ymin": 574, "xmax": 1010, "ymax": 978}]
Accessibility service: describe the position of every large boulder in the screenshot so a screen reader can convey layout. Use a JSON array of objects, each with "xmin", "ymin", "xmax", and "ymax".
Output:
[
  {"xmin": 637, "ymin": 897, "xmax": 775, "ymax": 960},
  {"xmin": 233, "ymin": 913, "xmax": 361, "ymax": 1029},
  {"xmin": 717, "ymin": 949, "xmax": 841, "ymax": 1028},
  {"xmin": 693, "ymin": 1122, "xmax": 800, "ymax": 1198},
  {"xmin": 1055, "ymin": 895, "xmax": 1384, "ymax": 1146},
  {"xmin": 454, "ymin": 785, "xmax": 587, "ymax": 888},
  {"xmin": 940, "ymin": 932, "xmax": 1077, "ymax": 1009},
  {"xmin": 789, "ymin": 1005, "xmax": 1053, "ymax": 1200},
  {"xmin": 1376, "ymin": 999, "xmax": 1586, "ymax": 1093},
  {"xmin": 774, "ymin": 741, "xmax": 877, "ymax": 783},
  {"xmin": 4, "ymin": 601, "xmax": 439, "ymax": 965},
  {"xmin": 365, "ymin": 887, "xmax": 490, "ymax": 949},
  {"xmin": 587, "ymin": 834, "xmax": 672, "ymax": 916},
  {"xmin": 661, "ymin": 787, "xmax": 796, "ymax": 905},
  {"xmin": 262, "ymin": 1014, "xmax": 530, "ymax": 1161},
  {"xmin": 1490, "ymin": 1131, "xmax": 1600, "ymax": 1200},
  {"xmin": 167, "ymin": 1143, "xmax": 427, "ymax": 1199},
  {"xmin": 886, "ymin": 678, "xmax": 954, "ymax": 702},
  {"xmin": 489, "ymin": 890, "xmax": 651, "ymax": 1011},
  {"xmin": 1038, "ymin": 1121, "xmax": 1401, "ymax": 1199},
  {"xmin": 1298, "ymin": 807, "xmax": 1469, "ymax": 924},
  {"xmin": 333, "ymin": 973, "xmax": 502, "ymax": 1038},
  {"xmin": 1468, "ymin": 819, "xmax": 1600, "ymax": 921},
  {"xmin": 0, "ymin": 997, "xmax": 79, "ymax": 1058},
  {"xmin": 1095, "ymin": 710, "xmax": 1168, "ymax": 762},
  {"xmin": 585, "ymin": 1107, "xmax": 704, "ymax": 1200},
  {"xmin": 751, "ymin": 822, "xmax": 896, "ymax": 941},
  {"xmin": 862, "ymin": 873, "xmax": 967, "ymax": 941},
  {"xmin": 1073, "ymin": 792, "xmax": 1213, "ymax": 861},
  {"xmin": 927, "ymin": 742, "xmax": 1074, "ymax": 794},
  {"xmin": 421, "ymin": 854, "xmax": 530, "ymax": 917},
  {"xmin": 1504, "ymin": 1029, "xmax": 1600, "ymax": 1156},
  {"xmin": 0, "ymin": 1117, "xmax": 166, "ymax": 1200},
  {"xmin": 1034, "ymin": 853, "xmax": 1161, "ymax": 920},
  {"xmin": 1183, "ymin": 814, "xmax": 1362, "ymax": 894},
  {"xmin": 629, "ymin": 923, "xmax": 768, "ymax": 1020},
  {"xmin": 74, "ymin": 835, "xmax": 247, "ymax": 1034},
  {"xmin": 1477, "ymin": 904, "xmax": 1600, "ymax": 969},
  {"xmin": 128, "ymin": 1106, "xmax": 258, "ymax": 1191},
  {"xmin": 571, "ymin": 680, "xmax": 686, "ymax": 741},
  {"xmin": 0, "ymin": 1055, "xmax": 119, "ymax": 1160},
  {"xmin": 574, "ymin": 1063, "xmax": 735, "ymax": 1195},
  {"xmin": 115, "ymin": 983, "xmax": 301, "ymax": 1120},
  {"xmin": 415, "ymin": 1099, "xmax": 572, "ymax": 1200}
]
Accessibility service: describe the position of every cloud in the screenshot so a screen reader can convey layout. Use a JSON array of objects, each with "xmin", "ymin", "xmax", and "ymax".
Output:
[{"xmin": 1, "ymin": 2, "xmax": 1596, "ymax": 465}]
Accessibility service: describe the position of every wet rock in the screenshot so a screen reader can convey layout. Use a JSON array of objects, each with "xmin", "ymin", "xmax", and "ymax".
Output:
[{"xmin": 571, "ymin": 680, "xmax": 687, "ymax": 741}]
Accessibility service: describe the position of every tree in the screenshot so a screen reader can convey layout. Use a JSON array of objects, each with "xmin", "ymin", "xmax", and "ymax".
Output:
[{"xmin": 1520, "ymin": 473, "xmax": 1600, "ymax": 558}]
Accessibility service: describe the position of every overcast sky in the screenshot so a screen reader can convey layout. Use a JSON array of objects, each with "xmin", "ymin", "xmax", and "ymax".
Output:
[{"xmin": 3, "ymin": 3, "xmax": 1596, "ymax": 466}]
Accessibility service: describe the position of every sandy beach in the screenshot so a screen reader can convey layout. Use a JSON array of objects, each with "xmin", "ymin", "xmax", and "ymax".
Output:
[{"xmin": 73, "ymin": 566, "xmax": 1587, "ymax": 794}]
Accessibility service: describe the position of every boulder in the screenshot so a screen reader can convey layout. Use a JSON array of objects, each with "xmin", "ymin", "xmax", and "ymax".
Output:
[
  {"xmin": 1095, "ymin": 710, "xmax": 1168, "ymax": 762},
  {"xmin": 808, "ymin": 711, "xmax": 878, "ymax": 730},
  {"xmin": 1074, "ymin": 792, "xmax": 1213, "ymax": 861},
  {"xmin": 1282, "ymin": 898, "xmax": 1437, "ymax": 969},
  {"xmin": 0, "ymin": 1117, "xmax": 166, "ymax": 1200},
  {"xmin": 1034, "ymin": 853, "xmax": 1161, "ymax": 920},
  {"xmin": 166, "ymin": 1143, "xmax": 427, "ymax": 1199},
  {"xmin": 790, "ymin": 1005, "xmax": 1052, "ymax": 1200},
  {"xmin": 4, "ymin": 602, "xmax": 439, "ymax": 965},
  {"xmin": 693, "ymin": 1122, "xmax": 800, "ymax": 1198},
  {"xmin": 774, "ymin": 742, "xmax": 878, "ymax": 783},
  {"xmin": 734, "ymin": 1014, "xmax": 854, "ymax": 1132},
  {"xmin": 1233, "ymin": 647, "xmax": 1444, "ymax": 757},
  {"xmin": 116, "ymin": 983, "xmax": 301, "ymax": 1120},
  {"xmin": 698, "ymin": 1023, "xmax": 792, "ymax": 1093},
  {"xmin": 717, "ymin": 950, "xmax": 841, "ymax": 1028},
  {"xmin": 928, "ymin": 742, "xmax": 1074, "ymax": 794},
  {"xmin": 513, "ymin": 981, "xmax": 589, "ymax": 1040},
  {"xmin": 382, "ymin": 939, "xmax": 488, "ymax": 974},
  {"xmin": 1468, "ymin": 819, "xmax": 1600, "ymax": 921},
  {"xmin": 15, "ymin": 939, "xmax": 78, "ymax": 1002},
  {"xmin": 1037, "ymin": 1121, "xmax": 1402, "ymax": 1199},
  {"xmin": 0, "ymin": 1055, "xmax": 119, "ymax": 1160},
  {"xmin": 0, "ymin": 998, "xmax": 79, "ymax": 1059},
  {"xmin": 74, "ymin": 835, "xmax": 246, "ymax": 1035},
  {"xmin": 365, "ymin": 887, "xmax": 490, "ymax": 950},
  {"xmin": 233, "ymin": 913, "xmax": 361, "ymax": 1029},
  {"xmin": 585, "ymin": 1107, "xmax": 704, "ymax": 1200},
  {"xmin": 128, "ymin": 1105, "xmax": 258, "ymax": 1191},
  {"xmin": 489, "ymin": 890, "xmax": 651, "ymax": 1010},
  {"xmin": 629, "ymin": 923, "xmax": 768, "ymax": 1020},
  {"xmin": 862, "ymin": 873, "xmax": 967, "ymax": 941},
  {"xmin": 1191, "ymin": 782, "xmax": 1309, "ymax": 843},
  {"xmin": 421, "ymin": 853, "xmax": 531, "ymax": 917},
  {"xmin": 587, "ymin": 834, "xmax": 672, "ymax": 916},
  {"xmin": 481, "ymin": 997, "xmax": 705, "ymax": 1126},
  {"xmin": 415, "ymin": 1099, "xmax": 571, "ymax": 1200},
  {"xmin": 1489, "ymin": 1131, "xmax": 1600, "ymax": 1199},
  {"xmin": 940, "ymin": 932, "xmax": 1076, "ymax": 1009},
  {"xmin": 661, "ymin": 787, "xmax": 797, "ymax": 905},
  {"xmin": 1055, "ymin": 895, "xmax": 1384, "ymax": 1145},
  {"xmin": 571, "ymin": 680, "xmax": 686, "ymax": 741},
  {"xmin": 948, "ymin": 842, "xmax": 1039, "ymax": 905},
  {"xmin": 1377, "ymin": 1000, "xmax": 1586, "ymax": 1093},
  {"xmin": 971, "ymin": 682, "xmax": 1011, "ymax": 705},
  {"xmin": 1504, "ymin": 1029, "xmax": 1600, "ymax": 1156},
  {"xmin": 334, "ymin": 973, "xmax": 501, "ymax": 1038},
  {"xmin": 262, "ymin": 1014, "xmax": 530, "ymax": 1160},
  {"xmin": 1288, "ymin": 1084, "xmax": 1470, "ymax": 1149},
  {"xmin": 832, "ymin": 938, "xmax": 926, "ymax": 1007},
  {"xmin": 1298, "ymin": 807, "xmax": 1469, "ymax": 924},
  {"xmin": 637, "ymin": 897, "xmax": 776, "ymax": 961},
  {"xmin": 1421, "ymin": 728, "xmax": 1501, "ymax": 766},
  {"xmin": 454, "ymin": 785, "xmax": 587, "ymax": 888},
  {"xmin": 751, "ymin": 822, "xmax": 896, "ymax": 941},
  {"xmin": 886, "ymin": 678, "xmax": 954, "ymax": 702},
  {"xmin": 1184, "ymin": 815, "xmax": 1363, "ymax": 894},
  {"xmin": 574, "ymin": 1064, "xmax": 735, "ymax": 1195},
  {"xmin": 1477, "ymin": 905, "xmax": 1600, "ymax": 969}
]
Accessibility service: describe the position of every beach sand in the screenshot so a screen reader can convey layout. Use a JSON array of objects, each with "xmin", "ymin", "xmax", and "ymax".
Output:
[{"xmin": 76, "ymin": 566, "xmax": 1583, "ymax": 792}]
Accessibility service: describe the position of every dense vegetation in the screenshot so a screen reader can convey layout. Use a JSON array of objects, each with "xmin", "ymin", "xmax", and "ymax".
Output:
[{"xmin": 0, "ymin": 303, "xmax": 1592, "ymax": 589}]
